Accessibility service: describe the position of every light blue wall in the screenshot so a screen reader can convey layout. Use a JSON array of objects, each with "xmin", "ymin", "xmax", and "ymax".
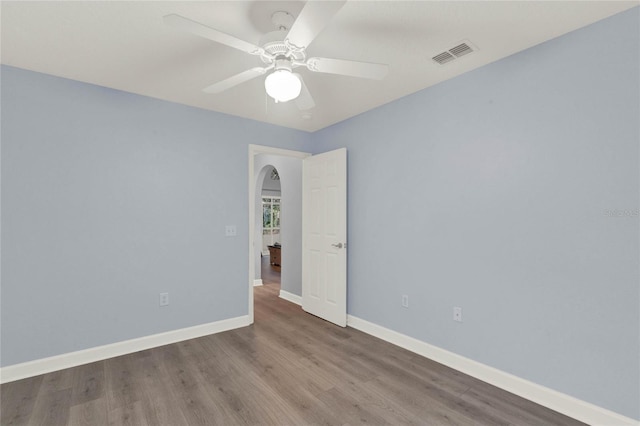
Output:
[
  {"xmin": 0, "ymin": 65, "xmax": 308, "ymax": 366},
  {"xmin": 312, "ymin": 7, "xmax": 639, "ymax": 420}
]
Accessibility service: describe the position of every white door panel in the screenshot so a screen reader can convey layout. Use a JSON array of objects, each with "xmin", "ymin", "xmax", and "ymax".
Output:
[{"xmin": 302, "ymin": 148, "xmax": 347, "ymax": 327}]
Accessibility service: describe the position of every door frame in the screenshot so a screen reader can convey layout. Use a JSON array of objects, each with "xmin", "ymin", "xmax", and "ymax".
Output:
[{"xmin": 248, "ymin": 144, "xmax": 310, "ymax": 324}]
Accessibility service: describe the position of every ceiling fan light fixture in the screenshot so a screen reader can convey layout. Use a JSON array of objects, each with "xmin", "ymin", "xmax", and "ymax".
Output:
[{"xmin": 265, "ymin": 69, "xmax": 302, "ymax": 103}]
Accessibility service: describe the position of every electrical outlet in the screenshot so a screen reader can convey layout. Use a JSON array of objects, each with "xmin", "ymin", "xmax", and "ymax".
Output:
[
  {"xmin": 453, "ymin": 306, "xmax": 462, "ymax": 322},
  {"xmin": 401, "ymin": 294, "xmax": 409, "ymax": 308},
  {"xmin": 225, "ymin": 225, "xmax": 237, "ymax": 237},
  {"xmin": 159, "ymin": 292, "xmax": 169, "ymax": 307}
]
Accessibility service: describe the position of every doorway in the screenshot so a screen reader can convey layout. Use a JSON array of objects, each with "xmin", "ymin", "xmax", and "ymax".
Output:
[
  {"xmin": 248, "ymin": 145, "xmax": 310, "ymax": 324},
  {"xmin": 259, "ymin": 166, "xmax": 282, "ymax": 290}
]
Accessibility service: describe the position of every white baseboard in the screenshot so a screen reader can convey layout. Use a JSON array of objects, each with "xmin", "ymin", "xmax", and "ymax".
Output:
[
  {"xmin": 0, "ymin": 315, "xmax": 251, "ymax": 384},
  {"xmin": 253, "ymin": 279, "xmax": 263, "ymax": 287},
  {"xmin": 279, "ymin": 290, "xmax": 302, "ymax": 306},
  {"xmin": 346, "ymin": 315, "xmax": 638, "ymax": 426}
]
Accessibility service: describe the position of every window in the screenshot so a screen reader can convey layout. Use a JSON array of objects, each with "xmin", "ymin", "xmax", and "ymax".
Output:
[{"xmin": 262, "ymin": 197, "xmax": 280, "ymax": 252}]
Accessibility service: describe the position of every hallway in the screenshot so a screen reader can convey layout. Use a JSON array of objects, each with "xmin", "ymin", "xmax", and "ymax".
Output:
[{"xmin": 260, "ymin": 254, "xmax": 281, "ymax": 288}]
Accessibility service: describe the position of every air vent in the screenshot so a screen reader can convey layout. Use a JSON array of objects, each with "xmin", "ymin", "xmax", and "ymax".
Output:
[
  {"xmin": 432, "ymin": 40, "xmax": 477, "ymax": 65},
  {"xmin": 449, "ymin": 43, "xmax": 473, "ymax": 58},
  {"xmin": 432, "ymin": 51, "xmax": 455, "ymax": 65}
]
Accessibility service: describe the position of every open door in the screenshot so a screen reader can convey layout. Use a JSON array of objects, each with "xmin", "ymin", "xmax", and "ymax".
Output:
[{"xmin": 302, "ymin": 148, "xmax": 347, "ymax": 327}]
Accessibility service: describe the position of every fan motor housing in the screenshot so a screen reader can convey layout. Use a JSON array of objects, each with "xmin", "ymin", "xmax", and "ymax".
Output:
[{"xmin": 259, "ymin": 30, "xmax": 306, "ymax": 64}]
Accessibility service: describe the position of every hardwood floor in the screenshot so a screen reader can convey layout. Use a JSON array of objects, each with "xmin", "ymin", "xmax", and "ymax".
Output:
[
  {"xmin": 2, "ymin": 266, "xmax": 584, "ymax": 425},
  {"xmin": 260, "ymin": 254, "xmax": 281, "ymax": 286}
]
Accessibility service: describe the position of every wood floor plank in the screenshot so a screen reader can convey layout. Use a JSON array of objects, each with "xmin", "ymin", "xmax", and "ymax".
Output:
[
  {"xmin": 129, "ymin": 349, "xmax": 191, "ymax": 426},
  {"xmin": 152, "ymin": 343, "xmax": 234, "ymax": 425},
  {"xmin": 104, "ymin": 354, "xmax": 142, "ymax": 411},
  {"xmin": 328, "ymin": 379, "xmax": 420, "ymax": 425},
  {"xmin": 0, "ymin": 375, "xmax": 43, "ymax": 426},
  {"xmin": 316, "ymin": 385, "xmax": 391, "ymax": 426},
  {"xmin": 107, "ymin": 401, "xmax": 148, "ymax": 426},
  {"xmin": 28, "ymin": 388, "xmax": 72, "ymax": 426},
  {"xmin": 232, "ymin": 350, "xmax": 336, "ymax": 424},
  {"xmin": 0, "ymin": 260, "xmax": 587, "ymax": 425},
  {"xmin": 38, "ymin": 369, "xmax": 74, "ymax": 396},
  {"xmin": 68, "ymin": 398, "xmax": 107, "ymax": 426},
  {"xmin": 230, "ymin": 326, "xmax": 337, "ymax": 393},
  {"xmin": 70, "ymin": 361, "xmax": 105, "ymax": 406}
]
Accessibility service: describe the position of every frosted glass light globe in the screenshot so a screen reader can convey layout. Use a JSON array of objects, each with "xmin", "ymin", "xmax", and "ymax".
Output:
[{"xmin": 265, "ymin": 70, "xmax": 302, "ymax": 102}]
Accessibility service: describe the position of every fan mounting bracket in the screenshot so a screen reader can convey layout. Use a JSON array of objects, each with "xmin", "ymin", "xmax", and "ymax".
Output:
[{"xmin": 271, "ymin": 11, "xmax": 295, "ymax": 31}]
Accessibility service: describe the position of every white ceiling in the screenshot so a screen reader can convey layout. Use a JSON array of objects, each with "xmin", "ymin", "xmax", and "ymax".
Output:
[{"xmin": 1, "ymin": 1, "xmax": 636, "ymax": 132}]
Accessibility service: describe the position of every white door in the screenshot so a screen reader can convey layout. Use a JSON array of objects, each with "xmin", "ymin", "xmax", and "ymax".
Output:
[{"xmin": 302, "ymin": 148, "xmax": 347, "ymax": 327}]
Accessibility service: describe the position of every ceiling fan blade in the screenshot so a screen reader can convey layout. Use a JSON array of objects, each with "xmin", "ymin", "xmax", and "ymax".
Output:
[
  {"xmin": 285, "ymin": 0, "xmax": 347, "ymax": 50},
  {"xmin": 203, "ymin": 67, "xmax": 269, "ymax": 94},
  {"xmin": 164, "ymin": 14, "xmax": 264, "ymax": 56},
  {"xmin": 306, "ymin": 57, "xmax": 389, "ymax": 80},
  {"xmin": 294, "ymin": 74, "xmax": 315, "ymax": 111}
]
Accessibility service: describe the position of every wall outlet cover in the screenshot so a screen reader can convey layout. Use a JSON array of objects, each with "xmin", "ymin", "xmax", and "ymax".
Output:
[
  {"xmin": 453, "ymin": 306, "xmax": 462, "ymax": 322},
  {"xmin": 159, "ymin": 292, "xmax": 169, "ymax": 307},
  {"xmin": 401, "ymin": 294, "xmax": 409, "ymax": 308}
]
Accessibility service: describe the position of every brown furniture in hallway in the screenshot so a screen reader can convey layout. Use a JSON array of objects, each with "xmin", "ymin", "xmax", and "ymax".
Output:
[{"xmin": 268, "ymin": 245, "xmax": 281, "ymax": 271}]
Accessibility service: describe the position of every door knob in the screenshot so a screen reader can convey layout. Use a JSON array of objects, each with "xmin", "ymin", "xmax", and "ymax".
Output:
[{"xmin": 332, "ymin": 243, "xmax": 344, "ymax": 249}]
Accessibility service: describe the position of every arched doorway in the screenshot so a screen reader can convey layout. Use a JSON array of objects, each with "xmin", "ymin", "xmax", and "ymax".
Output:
[{"xmin": 259, "ymin": 166, "xmax": 281, "ymax": 287}]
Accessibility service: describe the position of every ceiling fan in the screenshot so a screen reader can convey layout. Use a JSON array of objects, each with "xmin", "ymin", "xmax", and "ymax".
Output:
[{"xmin": 163, "ymin": 1, "xmax": 389, "ymax": 111}]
